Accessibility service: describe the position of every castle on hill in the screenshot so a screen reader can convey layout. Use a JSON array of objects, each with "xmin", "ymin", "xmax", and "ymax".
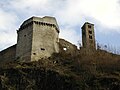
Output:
[{"xmin": 0, "ymin": 16, "xmax": 96, "ymax": 62}]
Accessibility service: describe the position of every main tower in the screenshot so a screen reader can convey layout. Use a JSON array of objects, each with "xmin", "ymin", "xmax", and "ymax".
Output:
[
  {"xmin": 81, "ymin": 22, "xmax": 96, "ymax": 50},
  {"xmin": 16, "ymin": 16, "xmax": 59, "ymax": 61}
]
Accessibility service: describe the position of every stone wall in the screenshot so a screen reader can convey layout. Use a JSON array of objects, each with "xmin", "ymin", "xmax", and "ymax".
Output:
[
  {"xmin": 31, "ymin": 18, "xmax": 59, "ymax": 61},
  {"xmin": 0, "ymin": 38, "xmax": 78, "ymax": 63},
  {"xmin": 16, "ymin": 21, "xmax": 33, "ymax": 62},
  {"xmin": 0, "ymin": 44, "xmax": 16, "ymax": 63},
  {"xmin": 31, "ymin": 16, "xmax": 59, "ymax": 61},
  {"xmin": 59, "ymin": 39, "xmax": 78, "ymax": 56}
]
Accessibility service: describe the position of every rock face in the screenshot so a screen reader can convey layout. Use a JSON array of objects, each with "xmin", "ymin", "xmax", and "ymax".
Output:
[{"xmin": 16, "ymin": 16, "xmax": 60, "ymax": 62}]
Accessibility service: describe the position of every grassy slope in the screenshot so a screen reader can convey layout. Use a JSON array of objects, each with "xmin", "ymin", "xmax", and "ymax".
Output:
[{"xmin": 0, "ymin": 50, "xmax": 120, "ymax": 90}]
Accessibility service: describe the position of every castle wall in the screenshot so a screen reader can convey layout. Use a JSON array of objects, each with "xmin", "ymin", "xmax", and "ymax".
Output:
[
  {"xmin": 0, "ymin": 44, "xmax": 16, "ymax": 63},
  {"xmin": 59, "ymin": 39, "xmax": 78, "ymax": 56},
  {"xmin": 16, "ymin": 22, "xmax": 33, "ymax": 61},
  {"xmin": 16, "ymin": 16, "xmax": 59, "ymax": 62},
  {"xmin": 31, "ymin": 17, "xmax": 59, "ymax": 61}
]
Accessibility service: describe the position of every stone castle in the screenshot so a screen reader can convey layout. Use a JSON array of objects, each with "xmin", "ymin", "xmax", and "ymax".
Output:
[{"xmin": 0, "ymin": 16, "xmax": 96, "ymax": 62}]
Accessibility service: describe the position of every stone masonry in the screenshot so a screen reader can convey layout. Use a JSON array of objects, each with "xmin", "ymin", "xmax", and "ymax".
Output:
[
  {"xmin": 81, "ymin": 22, "xmax": 96, "ymax": 50},
  {"xmin": 16, "ymin": 16, "xmax": 60, "ymax": 61}
]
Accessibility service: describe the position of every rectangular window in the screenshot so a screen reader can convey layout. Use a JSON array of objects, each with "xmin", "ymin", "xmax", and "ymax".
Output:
[
  {"xmin": 89, "ymin": 30, "xmax": 92, "ymax": 34},
  {"xmin": 89, "ymin": 35, "xmax": 92, "ymax": 39},
  {"xmin": 88, "ymin": 25, "xmax": 91, "ymax": 28},
  {"xmin": 41, "ymin": 48, "xmax": 45, "ymax": 51}
]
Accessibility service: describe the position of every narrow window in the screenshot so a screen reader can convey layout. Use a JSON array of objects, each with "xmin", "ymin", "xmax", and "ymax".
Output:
[
  {"xmin": 41, "ymin": 48, "xmax": 45, "ymax": 51},
  {"xmin": 33, "ymin": 53, "xmax": 36, "ymax": 55},
  {"xmin": 89, "ymin": 30, "xmax": 92, "ymax": 34},
  {"xmin": 89, "ymin": 35, "xmax": 92, "ymax": 39},
  {"xmin": 88, "ymin": 25, "xmax": 91, "ymax": 28}
]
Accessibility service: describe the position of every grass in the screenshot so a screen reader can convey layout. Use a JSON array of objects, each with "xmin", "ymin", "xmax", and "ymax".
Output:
[{"xmin": 0, "ymin": 49, "xmax": 120, "ymax": 90}]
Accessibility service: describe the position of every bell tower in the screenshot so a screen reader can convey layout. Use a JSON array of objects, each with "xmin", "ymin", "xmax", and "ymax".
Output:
[{"xmin": 81, "ymin": 22, "xmax": 96, "ymax": 50}]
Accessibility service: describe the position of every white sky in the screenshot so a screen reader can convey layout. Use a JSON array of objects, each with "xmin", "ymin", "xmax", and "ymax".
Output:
[{"xmin": 0, "ymin": 0, "xmax": 120, "ymax": 51}]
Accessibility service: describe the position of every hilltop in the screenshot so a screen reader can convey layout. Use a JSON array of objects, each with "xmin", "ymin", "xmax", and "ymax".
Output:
[{"xmin": 0, "ymin": 50, "xmax": 120, "ymax": 90}]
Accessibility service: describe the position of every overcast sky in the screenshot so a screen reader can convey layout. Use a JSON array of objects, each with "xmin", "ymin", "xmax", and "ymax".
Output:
[{"xmin": 0, "ymin": 0, "xmax": 120, "ymax": 52}]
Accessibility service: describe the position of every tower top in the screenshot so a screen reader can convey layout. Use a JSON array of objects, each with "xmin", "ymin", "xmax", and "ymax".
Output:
[
  {"xmin": 19, "ymin": 16, "xmax": 59, "ymax": 32},
  {"xmin": 81, "ymin": 22, "xmax": 94, "ymax": 29}
]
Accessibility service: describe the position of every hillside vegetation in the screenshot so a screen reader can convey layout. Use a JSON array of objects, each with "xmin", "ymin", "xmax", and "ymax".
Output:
[{"xmin": 0, "ymin": 50, "xmax": 120, "ymax": 90}]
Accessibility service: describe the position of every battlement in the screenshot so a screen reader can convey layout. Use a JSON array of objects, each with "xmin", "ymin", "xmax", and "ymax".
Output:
[{"xmin": 19, "ymin": 16, "xmax": 59, "ymax": 33}]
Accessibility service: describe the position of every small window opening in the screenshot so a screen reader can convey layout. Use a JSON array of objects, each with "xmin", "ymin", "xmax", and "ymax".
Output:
[
  {"xmin": 41, "ymin": 48, "xmax": 45, "ymax": 51},
  {"xmin": 24, "ymin": 35, "xmax": 26, "ymax": 37},
  {"xmin": 33, "ymin": 53, "xmax": 36, "ymax": 55},
  {"xmin": 63, "ymin": 47, "xmax": 67, "ymax": 51},
  {"xmin": 89, "ymin": 35, "xmax": 92, "ymax": 39},
  {"xmin": 88, "ymin": 25, "xmax": 91, "ymax": 28},
  {"xmin": 89, "ymin": 30, "xmax": 92, "ymax": 34}
]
